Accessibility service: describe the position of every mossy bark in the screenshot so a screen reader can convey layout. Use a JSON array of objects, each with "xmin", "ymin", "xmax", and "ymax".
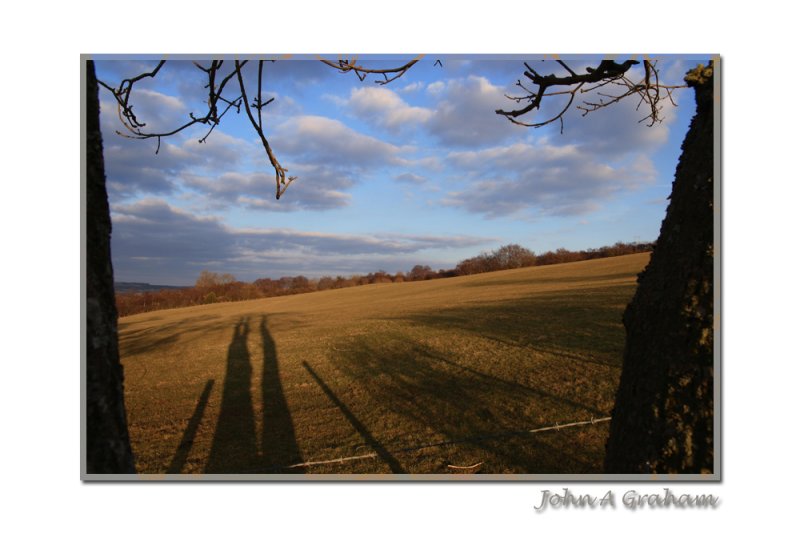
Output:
[
  {"xmin": 86, "ymin": 60, "xmax": 136, "ymax": 474},
  {"xmin": 605, "ymin": 64, "xmax": 715, "ymax": 473}
]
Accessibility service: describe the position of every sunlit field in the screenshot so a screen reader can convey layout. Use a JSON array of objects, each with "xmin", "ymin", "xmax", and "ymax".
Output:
[{"xmin": 119, "ymin": 253, "xmax": 649, "ymax": 475}]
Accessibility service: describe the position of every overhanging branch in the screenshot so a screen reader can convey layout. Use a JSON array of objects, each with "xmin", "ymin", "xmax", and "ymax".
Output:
[
  {"xmin": 496, "ymin": 59, "xmax": 686, "ymax": 129},
  {"xmin": 97, "ymin": 57, "xmax": 421, "ymax": 202}
]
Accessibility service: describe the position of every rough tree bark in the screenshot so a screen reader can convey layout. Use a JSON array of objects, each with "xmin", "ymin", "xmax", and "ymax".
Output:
[
  {"xmin": 86, "ymin": 60, "xmax": 136, "ymax": 474},
  {"xmin": 605, "ymin": 63, "xmax": 715, "ymax": 473}
]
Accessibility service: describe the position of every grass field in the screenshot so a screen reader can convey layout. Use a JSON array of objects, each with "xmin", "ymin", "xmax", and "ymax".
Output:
[{"xmin": 118, "ymin": 253, "xmax": 650, "ymax": 475}]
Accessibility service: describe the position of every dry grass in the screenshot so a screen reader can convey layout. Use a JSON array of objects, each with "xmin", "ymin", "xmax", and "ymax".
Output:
[{"xmin": 118, "ymin": 253, "xmax": 650, "ymax": 475}]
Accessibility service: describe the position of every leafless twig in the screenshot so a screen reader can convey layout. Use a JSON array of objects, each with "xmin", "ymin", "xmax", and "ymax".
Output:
[
  {"xmin": 97, "ymin": 57, "xmax": 420, "ymax": 201},
  {"xmin": 447, "ymin": 462, "xmax": 484, "ymax": 470},
  {"xmin": 318, "ymin": 55, "xmax": 422, "ymax": 84},
  {"xmin": 234, "ymin": 60, "xmax": 296, "ymax": 199},
  {"xmin": 98, "ymin": 60, "xmax": 243, "ymax": 153},
  {"xmin": 496, "ymin": 59, "xmax": 687, "ymax": 130}
]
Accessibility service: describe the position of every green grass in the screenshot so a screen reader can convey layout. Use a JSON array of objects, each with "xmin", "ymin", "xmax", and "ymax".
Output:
[{"xmin": 118, "ymin": 253, "xmax": 650, "ymax": 475}]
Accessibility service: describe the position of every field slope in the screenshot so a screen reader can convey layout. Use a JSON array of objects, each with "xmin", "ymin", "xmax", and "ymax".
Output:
[{"xmin": 118, "ymin": 253, "xmax": 650, "ymax": 475}]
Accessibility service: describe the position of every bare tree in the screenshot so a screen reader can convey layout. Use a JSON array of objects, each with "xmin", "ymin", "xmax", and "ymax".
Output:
[
  {"xmin": 496, "ymin": 58, "xmax": 715, "ymax": 473},
  {"xmin": 97, "ymin": 58, "xmax": 419, "ymax": 200},
  {"xmin": 85, "ymin": 56, "xmax": 419, "ymax": 474}
]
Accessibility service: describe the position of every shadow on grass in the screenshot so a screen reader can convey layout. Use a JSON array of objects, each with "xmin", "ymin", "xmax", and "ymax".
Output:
[
  {"xmin": 261, "ymin": 316, "xmax": 304, "ymax": 472},
  {"xmin": 461, "ymin": 271, "xmax": 635, "ymax": 289},
  {"xmin": 328, "ymin": 286, "xmax": 635, "ymax": 473},
  {"xmin": 119, "ymin": 315, "xmax": 228, "ymax": 358},
  {"xmin": 204, "ymin": 316, "xmax": 303, "ymax": 473},
  {"xmin": 167, "ymin": 379, "xmax": 214, "ymax": 474},
  {"xmin": 206, "ymin": 318, "xmax": 258, "ymax": 473},
  {"xmin": 332, "ymin": 337, "xmax": 605, "ymax": 473},
  {"xmin": 399, "ymin": 285, "xmax": 633, "ymax": 364},
  {"xmin": 302, "ymin": 361, "xmax": 405, "ymax": 474},
  {"xmin": 414, "ymin": 350, "xmax": 605, "ymax": 415}
]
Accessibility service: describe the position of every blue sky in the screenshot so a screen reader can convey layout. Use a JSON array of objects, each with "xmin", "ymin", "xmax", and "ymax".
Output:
[{"xmin": 94, "ymin": 55, "xmax": 710, "ymax": 285}]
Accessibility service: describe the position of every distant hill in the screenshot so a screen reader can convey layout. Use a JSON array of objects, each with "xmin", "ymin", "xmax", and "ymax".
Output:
[{"xmin": 114, "ymin": 282, "xmax": 189, "ymax": 294}]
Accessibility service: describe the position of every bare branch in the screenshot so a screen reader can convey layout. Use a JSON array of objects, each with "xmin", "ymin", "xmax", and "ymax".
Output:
[
  {"xmin": 556, "ymin": 59, "xmax": 577, "ymax": 77},
  {"xmin": 99, "ymin": 59, "xmax": 244, "ymax": 144},
  {"xmin": 198, "ymin": 93, "xmax": 242, "ymax": 144},
  {"xmin": 577, "ymin": 60, "xmax": 687, "ymax": 126},
  {"xmin": 496, "ymin": 59, "xmax": 686, "ymax": 130},
  {"xmin": 256, "ymin": 60, "xmax": 264, "ymax": 130},
  {"xmin": 497, "ymin": 60, "xmax": 639, "ymax": 119},
  {"xmin": 98, "ymin": 57, "xmax": 421, "ymax": 202},
  {"xmin": 318, "ymin": 56, "xmax": 422, "ymax": 85},
  {"xmin": 502, "ymin": 83, "xmax": 582, "ymax": 129},
  {"xmin": 233, "ymin": 60, "xmax": 296, "ymax": 199}
]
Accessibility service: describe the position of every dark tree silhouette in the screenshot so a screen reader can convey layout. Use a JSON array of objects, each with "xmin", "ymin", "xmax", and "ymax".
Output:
[
  {"xmin": 605, "ymin": 65, "xmax": 714, "ymax": 473},
  {"xmin": 496, "ymin": 59, "xmax": 716, "ymax": 473},
  {"xmin": 85, "ymin": 61, "xmax": 135, "ymax": 473}
]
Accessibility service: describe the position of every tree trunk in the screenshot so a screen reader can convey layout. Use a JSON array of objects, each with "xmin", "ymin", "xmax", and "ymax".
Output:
[
  {"xmin": 86, "ymin": 60, "xmax": 136, "ymax": 474},
  {"xmin": 605, "ymin": 63, "xmax": 715, "ymax": 473}
]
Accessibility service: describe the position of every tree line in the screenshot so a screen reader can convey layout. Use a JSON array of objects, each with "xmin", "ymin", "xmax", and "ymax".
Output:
[{"xmin": 116, "ymin": 241, "xmax": 653, "ymax": 316}]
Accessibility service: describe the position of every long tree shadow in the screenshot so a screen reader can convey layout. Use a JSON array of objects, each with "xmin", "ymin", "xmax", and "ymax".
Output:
[
  {"xmin": 167, "ymin": 379, "xmax": 214, "ymax": 474},
  {"xmin": 120, "ymin": 315, "xmax": 229, "ymax": 359},
  {"xmin": 331, "ymin": 334, "xmax": 611, "ymax": 473},
  {"xmin": 302, "ymin": 361, "xmax": 404, "ymax": 474},
  {"xmin": 260, "ymin": 316, "xmax": 304, "ymax": 472},
  {"xmin": 396, "ymin": 285, "xmax": 633, "ymax": 364},
  {"xmin": 461, "ymin": 271, "xmax": 636, "ymax": 289},
  {"xmin": 206, "ymin": 318, "xmax": 258, "ymax": 473},
  {"xmin": 413, "ymin": 350, "xmax": 606, "ymax": 416}
]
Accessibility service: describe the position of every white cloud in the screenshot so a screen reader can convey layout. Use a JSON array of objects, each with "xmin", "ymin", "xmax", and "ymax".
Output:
[
  {"xmin": 133, "ymin": 88, "xmax": 185, "ymax": 112},
  {"xmin": 442, "ymin": 141, "xmax": 658, "ymax": 218},
  {"xmin": 426, "ymin": 75, "xmax": 526, "ymax": 147},
  {"xmin": 101, "ymin": 87, "xmax": 188, "ymax": 134},
  {"xmin": 426, "ymin": 81, "xmax": 445, "ymax": 94},
  {"xmin": 110, "ymin": 198, "xmax": 494, "ymax": 284},
  {"xmin": 398, "ymin": 81, "xmax": 424, "ymax": 93},
  {"xmin": 344, "ymin": 75, "xmax": 531, "ymax": 148},
  {"xmin": 99, "ymin": 92, "xmax": 257, "ymax": 201},
  {"xmin": 182, "ymin": 165, "xmax": 356, "ymax": 212},
  {"xmin": 346, "ymin": 86, "xmax": 433, "ymax": 129},
  {"xmin": 273, "ymin": 115, "xmax": 404, "ymax": 168}
]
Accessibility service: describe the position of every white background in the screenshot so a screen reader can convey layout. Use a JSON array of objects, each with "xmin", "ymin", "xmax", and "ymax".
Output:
[{"xmin": 2, "ymin": 1, "xmax": 797, "ymax": 531}]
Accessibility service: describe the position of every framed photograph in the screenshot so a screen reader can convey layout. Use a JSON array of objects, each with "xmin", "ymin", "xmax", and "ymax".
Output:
[{"xmin": 82, "ymin": 54, "xmax": 719, "ymax": 480}]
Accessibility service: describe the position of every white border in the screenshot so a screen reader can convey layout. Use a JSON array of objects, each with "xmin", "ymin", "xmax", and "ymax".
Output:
[{"xmin": 5, "ymin": 1, "xmax": 798, "ymax": 532}]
